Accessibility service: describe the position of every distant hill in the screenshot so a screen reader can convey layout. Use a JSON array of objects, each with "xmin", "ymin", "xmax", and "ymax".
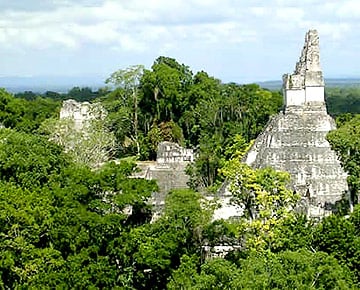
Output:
[
  {"xmin": 0, "ymin": 75, "xmax": 106, "ymax": 93},
  {"xmin": 1, "ymin": 75, "xmax": 360, "ymax": 94},
  {"xmin": 257, "ymin": 78, "xmax": 360, "ymax": 91}
]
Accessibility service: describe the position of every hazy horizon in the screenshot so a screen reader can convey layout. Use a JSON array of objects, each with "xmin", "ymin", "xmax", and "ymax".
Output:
[{"xmin": 2, "ymin": 75, "xmax": 360, "ymax": 94}]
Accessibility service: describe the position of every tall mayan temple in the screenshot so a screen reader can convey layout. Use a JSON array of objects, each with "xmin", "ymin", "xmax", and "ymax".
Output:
[{"xmin": 242, "ymin": 29, "xmax": 348, "ymax": 218}]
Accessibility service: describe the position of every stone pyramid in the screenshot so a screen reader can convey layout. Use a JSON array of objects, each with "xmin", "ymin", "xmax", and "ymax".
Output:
[{"xmin": 243, "ymin": 30, "xmax": 348, "ymax": 217}]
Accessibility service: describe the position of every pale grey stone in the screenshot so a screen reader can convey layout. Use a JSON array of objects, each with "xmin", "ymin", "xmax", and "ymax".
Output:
[{"xmin": 216, "ymin": 30, "xmax": 348, "ymax": 220}]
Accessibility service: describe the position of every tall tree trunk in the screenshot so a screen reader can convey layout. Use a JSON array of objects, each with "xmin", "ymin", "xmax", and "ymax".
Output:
[{"xmin": 133, "ymin": 88, "xmax": 140, "ymax": 156}]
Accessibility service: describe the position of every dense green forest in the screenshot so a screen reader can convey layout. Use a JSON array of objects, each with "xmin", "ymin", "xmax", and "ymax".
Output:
[{"xmin": 0, "ymin": 56, "xmax": 360, "ymax": 288}]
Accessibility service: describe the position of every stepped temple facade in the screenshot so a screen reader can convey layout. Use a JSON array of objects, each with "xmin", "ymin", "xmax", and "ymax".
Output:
[
  {"xmin": 215, "ymin": 30, "xmax": 348, "ymax": 219},
  {"xmin": 242, "ymin": 30, "xmax": 348, "ymax": 217}
]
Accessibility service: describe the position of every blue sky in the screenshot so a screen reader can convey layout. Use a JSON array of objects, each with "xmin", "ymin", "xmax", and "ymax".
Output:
[{"xmin": 0, "ymin": 0, "xmax": 359, "ymax": 84}]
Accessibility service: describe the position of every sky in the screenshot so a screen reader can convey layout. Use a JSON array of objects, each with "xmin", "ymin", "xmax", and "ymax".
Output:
[{"xmin": 0, "ymin": 0, "xmax": 359, "ymax": 85}]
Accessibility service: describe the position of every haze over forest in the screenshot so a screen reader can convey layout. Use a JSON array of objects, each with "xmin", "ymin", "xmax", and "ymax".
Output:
[{"xmin": 1, "ymin": 76, "xmax": 360, "ymax": 94}]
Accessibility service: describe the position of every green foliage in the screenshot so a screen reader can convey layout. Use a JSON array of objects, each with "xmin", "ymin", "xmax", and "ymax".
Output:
[
  {"xmin": 0, "ymin": 89, "xmax": 60, "ymax": 133},
  {"xmin": 327, "ymin": 114, "xmax": 360, "ymax": 204},
  {"xmin": 326, "ymin": 87, "xmax": 360, "ymax": 117},
  {"xmin": 272, "ymin": 214, "xmax": 315, "ymax": 252},
  {"xmin": 2, "ymin": 58, "xmax": 360, "ymax": 289},
  {"xmin": 169, "ymin": 250, "xmax": 356, "ymax": 289},
  {"xmin": 221, "ymin": 152, "xmax": 299, "ymax": 251},
  {"xmin": 101, "ymin": 58, "xmax": 282, "ymax": 186},
  {"xmin": 143, "ymin": 120, "xmax": 185, "ymax": 160},
  {"xmin": 0, "ymin": 128, "xmax": 69, "ymax": 188},
  {"xmin": 232, "ymin": 250, "xmax": 356, "ymax": 289},
  {"xmin": 38, "ymin": 87, "xmax": 108, "ymax": 102},
  {"xmin": 140, "ymin": 56, "xmax": 193, "ymax": 123},
  {"xmin": 185, "ymin": 84, "xmax": 282, "ymax": 189},
  {"xmin": 41, "ymin": 116, "xmax": 116, "ymax": 168},
  {"xmin": 167, "ymin": 254, "xmax": 199, "ymax": 290},
  {"xmin": 67, "ymin": 86, "xmax": 99, "ymax": 102},
  {"xmin": 0, "ymin": 127, "xmax": 157, "ymax": 288},
  {"xmin": 313, "ymin": 209, "xmax": 360, "ymax": 282},
  {"xmin": 102, "ymin": 88, "xmax": 134, "ymax": 156},
  {"xmin": 202, "ymin": 219, "xmax": 238, "ymax": 247},
  {"xmin": 106, "ymin": 188, "xmax": 213, "ymax": 289},
  {"xmin": 14, "ymin": 90, "xmax": 38, "ymax": 101},
  {"xmin": 105, "ymin": 65, "xmax": 145, "ymax": 157}
]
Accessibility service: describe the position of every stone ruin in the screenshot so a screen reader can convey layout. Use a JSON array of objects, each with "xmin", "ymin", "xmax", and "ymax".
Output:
[
  {"xmin": 156, "ymin": 141, "xmax": 194, "ymax": 164},
  {"xmin": 60, "ymin": 99, "xmax": 106, "ymax": 130},
  {"xmin": 217, "ymin": 30, "xmax": 348, "ymax": 219},
  {"xmin": 57, "ymin": 99, "xmax": 114, "ymax": 167},
  {"xmin": 133, "ymin": 141, "xmax": 195, "ymax": 218},
  {"xmin": 58, "ymin": 99, "xmax": 194, "ymax": 218},
  {"xmin": 59, "ymin": 99, "xmax": 194, "ymax": 201}
]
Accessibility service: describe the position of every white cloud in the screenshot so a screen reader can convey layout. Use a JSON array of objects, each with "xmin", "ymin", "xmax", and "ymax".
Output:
[
  {"xmin": 300, "ymin": 21, "xmax": 351, "ymax": 41},
  {"xmin": 337, "ymin": 0, "xmax": 360, "ymax": 18},
  {"xmin": 0, "ymin": 0, "xmax": 359, "ymax": 80},
  {"xmin": 250, "ymin": 7, "xmax": 267, "ymax": 17},
  {"xmin": 0, "ymin": 0, "xmax": 257, "ymax": 53},
  {"xmin": 275, "ymin": 7, "xmax": 304, "ymax": 22}
]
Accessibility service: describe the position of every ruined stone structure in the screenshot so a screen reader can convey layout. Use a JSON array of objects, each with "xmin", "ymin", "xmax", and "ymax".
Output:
[
  {"xmin": 133, "ymin": 141, "xmax": 195, "ymax": 217},
  {"xmin": 57, "ymin": 99, "xmax": 114, "ymax": 167},
  {"xmin": 156, "ymin": 142, "xmax": 194, "ymax": 164},
  {"xmin": 282, "ymin": 29, "xmax": 324, "ymax": 108},
  {"xmin": 243, "ymin": 30, "xmax": 348, "ymax": 218},
  {"xmin": 215, "ymin": 30, "xmax": 348, "ymax": 220},
  {"xmin": 60, "ymin": 99, "xmax": 106, "ymax": 129}
]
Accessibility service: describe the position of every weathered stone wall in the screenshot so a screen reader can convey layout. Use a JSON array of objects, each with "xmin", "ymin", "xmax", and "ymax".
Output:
[
  {"xmin": 215, "ymin": 30, "xmax": 348, "ymax": 220},
  {"xmin": 283, "ymin": 29, "xmax": 325, "ymax": 107},
  {"xmin": 244, "ymin": 106, "xmax": 348, "ymax": 217},
  {"xmin": 244, "ymin": 30, "xmax": 348, "ymax": 218},
  {"xmin": 157, "ymin": 141, "xmax": 195, "ymax": 164},
  {"xmin": 133, "ymin": 142, "xmax": 195, "ymax": 218},
  {"xmin": 60, "ymin": 99, "xmax": 106, "ymax": 130}
]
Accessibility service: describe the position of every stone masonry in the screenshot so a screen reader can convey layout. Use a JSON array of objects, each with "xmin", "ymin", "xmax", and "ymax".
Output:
[
  {"xmin": 215, "ymin": 30, "xmax": 348, "ymax": 219},
  {"xmin": 60, "ymin": 99, "xmax": 106, "ymax": 130},
  {"xmin": 133, "ymin": 141, "xmax": 195, "ymax": 218},
  {"xmin": 244, "ymin": 30, "xmax": 348, "ymax": 218}
]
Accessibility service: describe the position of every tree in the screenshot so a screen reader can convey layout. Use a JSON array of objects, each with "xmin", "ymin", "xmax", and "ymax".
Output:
[
  {"xmin": 113, "ymin": 189, "xmax": 213, "ymax": 289},
  {"xmin": 231, "ymin": 250, "xmax": 356, "ymax": 289},
  {"xmin": 168, "ymin": 250, "xmax": 356, "ymax": 289},
  {"xmin": 327, "ymin": 114, "xmax": 360, "ymax": 206},
  {"xmin": 312, "ymin": 210, "xmax": 360, "ymax": 283},
  {"xmin": 326, "ymin": 87, "xmax": 360, "ymax": 117},
  {"xmin": 67, "ymin": 87, "xmax": 98, "ymax": 102},
  {"xmin": 106, "ymin": 65, "xmax": 144, "ymax": 157},
  {"xmin": 14, "ymin": 90, "xmax": 37, "ymax": 101},
  {"xmin": 185, "ymin": 83, "xmax": 282, "ymax": 190},
  {"xmin": 168, "ymin": 257, "xmax": 239, "ymax": 290},
  {"xmin": 221, "ymin": 145, "xmax": 299, "ymax": 251},
  {"xmin": 0, "ymin": 89, "xmax": 60, "ymax": 133},
  {"xmin": 0, "ymin": 128, "xmax": 157, "ymax": 288},
  {"xmin": 41, "ymin": 116, "xmax": 116, "ymax": 168},
  {"xmin": 0, "ymin": 128, "xmax": 69, "ymax": 188},
  {"xmin": 140, "ymin": 57, "xmax": 193, "ymax": 123},
  {"xmin": 144, "ymin": 120, "xmax": 185, "ymax": 160}
]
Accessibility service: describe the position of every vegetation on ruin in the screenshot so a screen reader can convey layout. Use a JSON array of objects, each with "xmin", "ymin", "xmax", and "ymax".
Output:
[{"xmin": 0, "ymin": 57, "xmax": 359, "ymax": 288}]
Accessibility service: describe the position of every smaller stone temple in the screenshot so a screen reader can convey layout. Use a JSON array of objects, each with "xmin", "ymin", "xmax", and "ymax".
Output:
[
  {"xmin": 57, "ymin": 99, "xmax": 114, "ymax": 167},
  {"xmin": 60, "ymin": 99, "xmax": 106, "ymax": 130},
  {"xmin": 133, "ymin": 141, "xmax": 195, "ymax": 217}
]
